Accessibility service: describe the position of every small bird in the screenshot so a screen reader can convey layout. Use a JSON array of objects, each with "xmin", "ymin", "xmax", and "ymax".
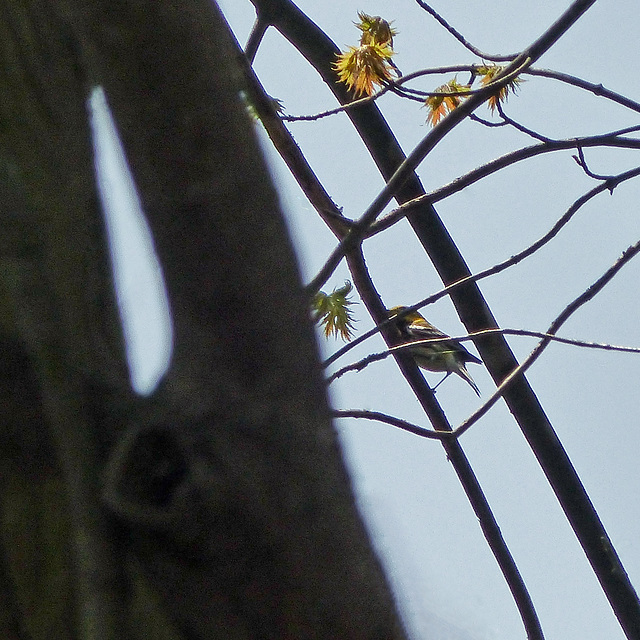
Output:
[{"xmin": 388, "ymin": 306, "xmax": 482, "ymax": 396}]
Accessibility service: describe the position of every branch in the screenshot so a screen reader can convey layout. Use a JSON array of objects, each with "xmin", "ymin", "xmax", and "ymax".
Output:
[
  {"xmin": 333, "ymin": 409, "xmax": 448, "ymax": 440},
  {"xmin": 336, "ymin": 241, "xmax": 640, "ymax": 451},
  {"xmin": 452, "ymin": 238, "xmax": 640, "ymax": 440},
  {"xmin": 310, "ymin": 0, "xmax": 598, "ymax": 293},
  {"xmin": 525, "ymin": 67, "xmax": 640, "ymax": 115},
  {"xmin": 285, "ymin": 62, "xmax": 640, "ymax": 123},
  {"xmin": 327, "ymin": 329, "xmax": 640, "ymax": 383},
  {"xmin": 326, "ymin": 165, "xmax": 640, "ymax": 368},
  {"xmin": 496, "ymin": 101, "xmax": 554, "ymax": 142},
  {"xmin": 233, "ymin": 30, "xmax": 351, "ymax": 238},
  {"xmin": 280, "ymin": 66, "xmax": 478, "ymax": 122},
  {"xmin": 248, "ymin": 2, "xmax": 640, "ymax": 636},
  {"xmin": 372, "ymin": 139, "xmax": 640, "ymax": 234},
  {"xmin": 414, "ymin": 0, "xmax": 519, "ymax": 61},
  {"xmin": 245, "ymin": 16, "xmax": 269, "ymax": 63},
  {"xmin": 283, "ymin": 66, "xmax": 514, "ymax": 122},
  {"xmin": 367, "ymin": 136, "xmax": 640, "ymax": 237},
  {"xmin": 334, "ymin": 292, "xmax": 640, "ymax": 440},
  {"xmin": 343, "ymin": 245, "xmax": 544, "ymax": 640},
  {"xmin": 306, "ymin": 55, "xmax": 534, "ymax": 295},
  {"xmin": 573, "ymin": 146, "xmax": 620, "ymax": 183}
]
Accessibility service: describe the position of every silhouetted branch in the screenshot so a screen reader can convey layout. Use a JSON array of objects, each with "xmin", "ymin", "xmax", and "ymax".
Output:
[
  {"xmin": 326, "ymin": 164, "xmax": 640, "ymax": 368},
  {"xmin": 327, "ymin": 329, "xmax": 640, "ymax": 383},
  {"xmin": 453, "ymin": 239, "xmax": 640, "ymax": 439},
  {"xmin": 414, "ymin": 0, "xmax": 519, "ymax": 61},
  {"xmin": 372, "ymin": 140, "xmax": 640, "ymax": 233},
  {"xmin": 525, "ymin": 67, "xmax": 640, "ymax": 114},
  {"xmin": 333, "ymin": 409, "xmax": 446, "ymax": 440}
]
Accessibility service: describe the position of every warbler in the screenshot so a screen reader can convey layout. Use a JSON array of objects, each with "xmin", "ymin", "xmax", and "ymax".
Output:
[{"xmin": 388, "ymin": 306, "xmax": 482, "ymax": 396}]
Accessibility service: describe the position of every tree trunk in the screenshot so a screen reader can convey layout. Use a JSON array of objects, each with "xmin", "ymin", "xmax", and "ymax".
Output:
[{"xmin": 0, "ymin": 1, "xmax": 407, "ymax": 638}]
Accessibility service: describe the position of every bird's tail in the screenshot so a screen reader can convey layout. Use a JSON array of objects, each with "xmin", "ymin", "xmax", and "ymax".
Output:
[{"xmin": 455, "ymin": 364, "xmax": 480, "ymax": 396}]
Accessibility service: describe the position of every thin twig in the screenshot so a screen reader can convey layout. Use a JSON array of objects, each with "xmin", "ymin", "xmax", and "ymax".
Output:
[
  {"xmin": 333, "ymin": 409, "xmax": 447, "ymax": 440},
  {"xmin": 283, "ymin": 86, "xmax": 393, "ymax": 121},
  {"xmin": 414, "ymin": 0, "xmax": 519, "ymax": 61},
  {"xmin": 327, "ymin": 328, "xmax": 640, "ymax": 383},
  {"xmin": 573, "ymin": 147, "xmax": 618, "ymax": 183},
  {"xmin": 450, "ymin": 239, "xmax": 640, "ymax": 439},
  {"xmin": 371, "ymin": 140, "xmax": 640, "ymax": 235},
  {"xmin": 469, "ymin": 113, "xmax": 507, "ymax": 127},
  {"xmin": 525, "ymin": 68, "xmax": 640, "ymax": 114},
  {"xmin": 472, "ymin": 328, "xmax": 640, "ymax": 354},
  {"xmin": 325, "ymin": 165, "xmax": 640, "ymax": 368},
  {"xmin": 305, "ymin": 56, "xmax": 534, "ymax": 297},
  {"xmin": 283, "ymin": 65, "xmax": 510, "ymax": 121},
  {"xmin": 286, "ymin": 64, "xmax": 640, "ymax": 123},
  {"xmin": 496, "ymin": 101, "xmax": 554, "ymax": 142}
]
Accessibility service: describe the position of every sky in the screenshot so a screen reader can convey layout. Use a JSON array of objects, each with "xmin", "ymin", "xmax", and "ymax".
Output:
[
  {"xmin": 95, "ymin": 2, "xmax": 640, "ymax": 639},
  {"xmin": 89, "ymin": 86, "xmax": 173, "ymax": 394}
]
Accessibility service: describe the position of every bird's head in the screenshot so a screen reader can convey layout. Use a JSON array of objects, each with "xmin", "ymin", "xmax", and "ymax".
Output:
[{"xmin": 388, "ymin": 305, "xmax": 423, "ymax": 326}]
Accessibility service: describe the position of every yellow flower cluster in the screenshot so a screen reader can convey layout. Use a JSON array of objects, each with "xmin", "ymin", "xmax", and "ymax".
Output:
[{"xmin": 333, "ymin": 13, "xmax": 398, "ymax": 97}]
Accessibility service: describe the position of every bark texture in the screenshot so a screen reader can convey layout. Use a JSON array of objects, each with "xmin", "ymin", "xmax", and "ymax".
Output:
[{"xmin": 0, "ymin": 1, "xmax": 407, "ymax": 638}]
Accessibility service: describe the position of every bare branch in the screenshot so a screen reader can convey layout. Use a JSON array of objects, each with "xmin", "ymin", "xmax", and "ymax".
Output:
[
  {"xmin": 414, "ymin": 0, "xmax": 519, "ymax": 61},
  {"xmin": 333, "ymin": 409, "xmax": 447, "ymax": 440},
  {"xmin": 525, "ymin": 67, "xmax": 640, "ymax": 114},
  {"xmin": 473, "ymin": 329, "xmax": 640, "ymax": 354},
  {"xmin": 233, "ymin": 31, "xmax": 352, "ymax": 238},
  {"xmin": 327, "ymin": 328, "xmax": 640, "ymax": 383},
  {"xmin": 283, "ymin": 86, "xmax": 394, "ymax": 121},
  {"xmin": 284, "ymin": 62, "xmax": 640, "ymax": 124},
  {"xmin": 326, "ymin": 165, "xmax": 640, "ymax": 368},
  {"xmin": 372, "ymin": 139, "xmax": 640, "ymax": 234},
  {"xmin": 282, "ymin": 66, "xmax": 478, "ymax": 121},
  {"xmin": 452, "ymin": 239, "xmax": 640, "ymax": 439},
  {"xmin": 573, "ymin": 146, "xmax": 619, "ymax": 183},
  {"xmin": 245, "ymin": 16, "xmax": 269, "ymax": 63},
  {"xmin": 496, "ymin": 101, "xmax": 554, "ymax": 142},
  {"xmin": 469, "ymin": 113, "xmax": 508, "ymax": 127}
]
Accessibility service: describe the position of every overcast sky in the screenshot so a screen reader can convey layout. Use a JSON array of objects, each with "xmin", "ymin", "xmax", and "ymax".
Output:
[{"xmin": 98, "ymin": 1, "xmax": 640, "ymax": 638}]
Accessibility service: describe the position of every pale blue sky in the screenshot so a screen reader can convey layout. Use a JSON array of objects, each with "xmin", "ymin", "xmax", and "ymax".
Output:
[
  {"xmin": 89, "ymin": 86, "xmax": 173, "ymax": 395},
  {"xmin": 97, "ymin": 2, "xmax": 640, "ymax": 638},
  {"xmin": 218, "ymin": 2, "xmax": 640, "ymax": 639}
]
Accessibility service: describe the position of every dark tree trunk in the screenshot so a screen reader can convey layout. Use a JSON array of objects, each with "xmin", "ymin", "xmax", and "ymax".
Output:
[{"xmin": 0, "ymin": 1, "xmax": 407, "ymax": 638}]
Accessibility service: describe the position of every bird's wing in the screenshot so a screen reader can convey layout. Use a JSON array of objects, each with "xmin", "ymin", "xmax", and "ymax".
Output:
[
  {"xmin": 405, "ymin": 321, "xmax": 453, "ymax": 342},
  {"xmin": 406, "ymin": 321, "xmax": 482, "ymax": 365}
]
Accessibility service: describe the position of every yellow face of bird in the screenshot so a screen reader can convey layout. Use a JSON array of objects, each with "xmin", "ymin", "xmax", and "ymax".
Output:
[
  {"xmin": 388, "ymin": 305, "xmax": 422, "ymax": 325},
  {"xmin": 388, "ymin": 305, "xmax": 406, "ymax": 316}
]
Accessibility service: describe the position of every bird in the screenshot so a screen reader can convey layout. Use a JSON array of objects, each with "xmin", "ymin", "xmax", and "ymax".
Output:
[{"xmin": 388, "ymin": 306, "xmax": 482, "ymax": 396}]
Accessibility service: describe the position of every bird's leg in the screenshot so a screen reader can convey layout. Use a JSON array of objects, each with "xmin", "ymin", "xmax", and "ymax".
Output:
[{"xmin": 431, "ymin": 371, "xmax": 451, "ymax": 392}]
